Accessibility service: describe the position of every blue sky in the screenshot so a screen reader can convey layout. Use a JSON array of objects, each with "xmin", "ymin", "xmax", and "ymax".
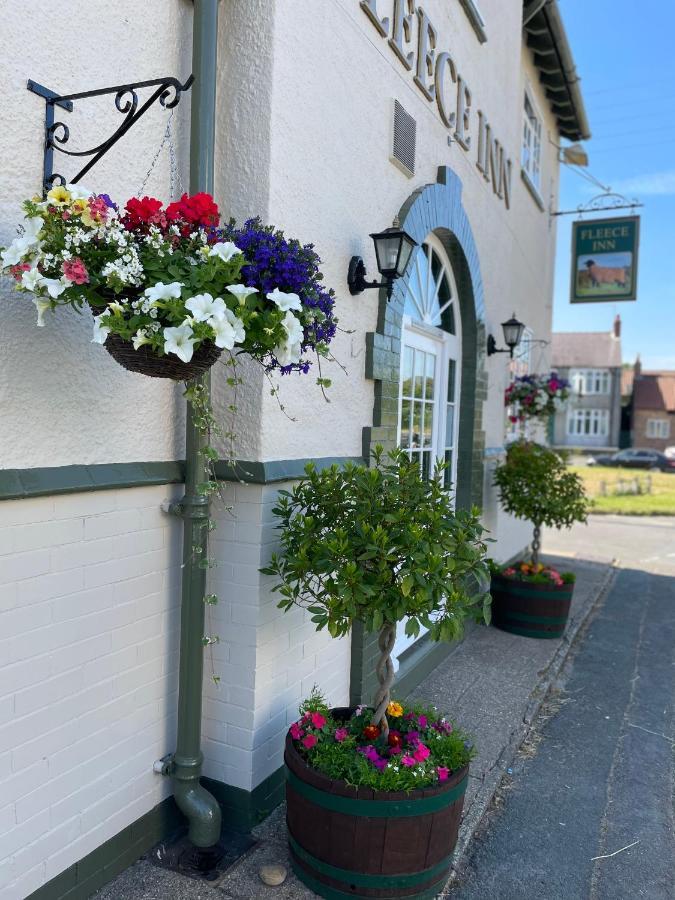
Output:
[{"xmin": 552, "ymin": 0, "xmax": 675, "ymax": 369}]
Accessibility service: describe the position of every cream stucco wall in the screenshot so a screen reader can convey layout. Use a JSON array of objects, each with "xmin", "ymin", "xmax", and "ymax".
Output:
[{"xmin": 0, "ymin": 1, "xmax": 194, "ymax": 471}]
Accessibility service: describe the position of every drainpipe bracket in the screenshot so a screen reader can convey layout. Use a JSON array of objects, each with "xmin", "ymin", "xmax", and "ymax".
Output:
[
  {"xmin": 153, "ymin": 753, "xmax": 175, "ymax": 776},
  {"xmin": 161, "ymin": 500, "xmax": 184, "ymax": 517}
]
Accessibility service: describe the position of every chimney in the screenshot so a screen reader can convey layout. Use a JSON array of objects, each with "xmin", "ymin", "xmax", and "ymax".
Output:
[
  {"xmin": 613, "ymin": 314, "xmax": 621, "ymax": 337},
  {"xmin": 634, "ymin": 354, "xmax": 642, "ymax": 378}
]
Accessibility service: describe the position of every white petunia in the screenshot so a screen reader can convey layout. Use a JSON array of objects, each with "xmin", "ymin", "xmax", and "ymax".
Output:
[
  {"xmin": 132, "ymin": 329, "xmax": 152, "ymax": 350},
  {"xmin": 208, "ymin": 315, "xmax": 237, "ymax": 350},
  {"xmin": 33, "ymin": 298, "xmax": 51, "ymax": 327},
  {"xmin": 226, "ymin": 284, "xmax": 258, "ymax": 306},
  {"xmin": 185, "ymin": 292, "xmax": 226, "ymax": 322},
  {"xmin": 221, "ymin": 307, "xmax": 246, "ymax": 344},
  {"xmin": 267, "ymin": 287, "xmax": 302, "ymax": 312},
  {"xmin": 2, "ymin": 238, "xmax": 32, "ymax": 268},
  {"xmin": 273, "ymin": 311, "xmax": 304, "ymax": 366},
  {"xmin": 21, "ymin": 268, "xmax": 44, "ymax": 292},
  {"xmin": 92, "ymin": 315, "xmax": 111, "ymax": 344},
  {"xmin": 143, "ymin": 281, "xmax": 184, "ymax": 302},
  {"xmin": 208, "ymin": 242, "xmax": 242, "ymax": 263},
  {"xmin": 41, "ymin": 278, "xmax": 66, "ymax": 299},
  {"xmin": 22, "ymin": 217, "xmax": 44, "ymax": 246},
  {"xmin": 65, "ymin": 183, "xmax": 93, "ymax": 201},
  {"xmin": 163, "ymin": 324, "xmax": 196, "ymax": 363}
]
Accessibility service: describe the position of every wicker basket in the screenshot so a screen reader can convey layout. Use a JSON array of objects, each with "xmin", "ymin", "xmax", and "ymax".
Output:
[{"xmin": 104, "ymin": 332, "xmax": 222, "ymax": 381}]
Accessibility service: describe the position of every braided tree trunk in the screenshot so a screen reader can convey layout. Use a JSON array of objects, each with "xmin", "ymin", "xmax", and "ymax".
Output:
[
  {"xmin": 531, "ymin": 523, "xmax": 541, "ymax": 567},
  {"xmin": 372, "ymin": 622, "xmax": 396, "ymax": 740}
]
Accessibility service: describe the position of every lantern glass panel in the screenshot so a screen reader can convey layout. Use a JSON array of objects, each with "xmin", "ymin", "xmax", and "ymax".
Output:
[
  {"xmin": 374, "ymin": 234, "xmax": 403, "ymax": 277},
  {"xmin": 502, "ymin": 317, "xmax": 525, "ymax": 349}
]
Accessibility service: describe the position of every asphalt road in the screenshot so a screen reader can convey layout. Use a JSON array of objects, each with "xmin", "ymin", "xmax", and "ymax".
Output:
[{"xmin": 450, "ymin": 517, "xmax": 675, "ymax": 900}]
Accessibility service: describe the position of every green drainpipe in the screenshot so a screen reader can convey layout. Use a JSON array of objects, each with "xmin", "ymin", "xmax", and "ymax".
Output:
[{"xmin": 172, "ymin": 0, "xmax": 222, "ymax": 849}]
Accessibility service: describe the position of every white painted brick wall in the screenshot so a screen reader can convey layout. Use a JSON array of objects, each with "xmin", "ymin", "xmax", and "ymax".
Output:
[
  {"xmin": 201, "ymin": 481, "xmax": 351, "ymax": 794},
  {"xmin": 0, "ymin": 485, "xmax": 183, "ymax": 900}
]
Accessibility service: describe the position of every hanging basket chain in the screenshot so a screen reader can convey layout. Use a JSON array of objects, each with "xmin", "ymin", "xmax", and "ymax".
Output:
[
  {"xmin": 372, "ymin": 622, "xmax": 396, "ymax": 739},
  {"xmin": 136, "ymin": 108, "xmax": 179, "ymax": 200}
]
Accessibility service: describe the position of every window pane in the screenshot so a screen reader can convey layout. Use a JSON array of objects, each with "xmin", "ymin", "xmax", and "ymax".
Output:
[
  {"xmin": 421, "ymin": 451, "xmax": 432, "ymax": 481},
  {"xmin": 400, "ymin": 399, "xmax": 412, "ymax": 448},
  {"xmin": 414, "ymin": 350, "xmax": 425, "ymax": 399},
  {"xmin": 443, "ymin": 450, "xmax": 453, "ymax": 490},
  {"xmin": 447, "ymin": 359, "xmax": 456, "ymax": 401},
  {"xmin": 402, "ymin": 346, "xmax": 414, "ymax": 396},
  {"xmin": 445, "ymin": 404, "xmax": 455, "ymax": 445},
  {"xmin": 423, "ymin": 403, "xmax": 434, "ymax": 447},
  {"xmin": 412, "ymin": 402, "xmax": 422, "ymax": 448},
  {"xmin": 424, "ymin": 352, "xmax": 435, "ymax": 401}
]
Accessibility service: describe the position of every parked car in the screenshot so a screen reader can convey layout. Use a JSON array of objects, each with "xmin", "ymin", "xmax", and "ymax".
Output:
[{"xmin": 589, "ymin": 448, "xmax": 675, "ymax": 472}]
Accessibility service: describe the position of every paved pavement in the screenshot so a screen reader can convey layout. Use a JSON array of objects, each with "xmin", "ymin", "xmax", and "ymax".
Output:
[{"xmin": 450, "ymin": 517, "xmax": 675, "ymax": 899}]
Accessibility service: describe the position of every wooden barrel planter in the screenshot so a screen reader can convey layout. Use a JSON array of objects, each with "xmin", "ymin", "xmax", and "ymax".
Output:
[
  {"xmin": 284, "ymin": 711, "xmax": 469, "ymax": 899},
  {"xmin": 490, "ymin": 574, "xmax": 574, "ymax": 639}
]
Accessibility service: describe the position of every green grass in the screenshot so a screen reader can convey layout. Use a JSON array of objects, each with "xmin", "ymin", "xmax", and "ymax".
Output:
[{"xmin": 570, "ymin": 465, "xmax": 675, "ymax": 516}]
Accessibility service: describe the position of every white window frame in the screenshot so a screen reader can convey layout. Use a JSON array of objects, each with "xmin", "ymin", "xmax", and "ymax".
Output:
[
  {"xmin": 566, "ymin": 408, "xmax": 609, "ymax": 438},
  {"xmin": 646, "ymin": 418, "xmax": 670, "ymax": 439},
  {"xmin": 570, "ymin": 368, "xmax": 611, "ymax": 396},
  {"xmin": 522, "ymin": 90, "xmax": 543, "ymax": 192}
]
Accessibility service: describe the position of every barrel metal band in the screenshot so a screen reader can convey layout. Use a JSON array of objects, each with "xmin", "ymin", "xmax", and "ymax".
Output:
[
  {"xmin": 493, "ymin": 584, "xmax": 573, "ymax": 601},
  {"xmin": 503, "ymin": 611, "xmax": 570, "ymax": 625},
  {"xmin": 289, "ymin": 833, "xmax": 452, "ymax": 888},
  {"xmin": 285, "ymin": 769, "xmax": 467, "ymax": 817},
  {"xmin": 290, "ymin": 858, "xmax": 449, "ymax": 900}
]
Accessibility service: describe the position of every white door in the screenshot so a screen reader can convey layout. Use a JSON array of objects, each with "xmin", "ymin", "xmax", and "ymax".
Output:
[{"xmin": 392, "ymin": 238, "xmax": 462, "ymax": 669}]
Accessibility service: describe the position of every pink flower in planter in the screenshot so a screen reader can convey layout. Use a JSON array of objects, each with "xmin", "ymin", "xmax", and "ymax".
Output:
[
  {"xmin": 437, "ymin": 767, "xmax": 450, "ymax": 782},
  {"xmin": 290, "ymin": 722, "xmax": 304, "ymax": 741},
  {"xmin": 302, "ymin": 734, "xmax": 318, "ymax": 749},
  {"xmin": 406, "ymin": 730, "xmax": 420, "ymax": 745},
  {"xmin": 334, "ymin": 728, "xmax": 349, "ymax": 743},
  {"xmin": 401, "ymin": 755, "xmax": 417, "ymax": 767},
  {"xmin": 418, "ymin": 715, "xmax": 428, "ymax": 728},
  {"xmin": 388, "ymin": 746, "xmax": 402, "ymax": 755},
  {"xmin": 373, "ymin": 757, "xmax": 387, "ymax": 771},
  {"xmin": 504, "ymin": 567, "xmax": 516, "ymax": 577},
  {"xmin": 62, "ymin": 257, "xmax": 89, "ymax": 284},
  {"xmin": 413, "ymin": 743, "xmax": 430, "ymax": 762},
  {"xmin": 310, "ymin": 712, "xmax": 327, "ymax": 729}
]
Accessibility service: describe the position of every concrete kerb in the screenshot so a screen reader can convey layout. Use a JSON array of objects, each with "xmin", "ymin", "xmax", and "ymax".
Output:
[{"xmin": 442, "ymin": 559, "xmax": 618, "ymax": 891}]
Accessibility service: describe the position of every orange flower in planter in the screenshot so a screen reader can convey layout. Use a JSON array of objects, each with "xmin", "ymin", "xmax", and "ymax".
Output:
[
  {"xmin": 363, "ymin": 724, "xmax": 381, "ymax": 740},
  {"xmin": 387, "ymin": 701, "xmax": 404, "ymax": 717}
]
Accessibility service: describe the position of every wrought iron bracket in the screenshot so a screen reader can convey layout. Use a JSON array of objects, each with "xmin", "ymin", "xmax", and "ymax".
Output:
[
  {"xmin": 552, "ymin": 191, "xmax": 644, "ymax": 218},
  {"xmin": 27, "ymin": 75, "xmax": 194, "ymax": 196}
]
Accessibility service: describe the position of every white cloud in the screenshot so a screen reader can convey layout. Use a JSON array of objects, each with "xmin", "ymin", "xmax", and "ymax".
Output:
[{"xmin": 612, "ymin": 169, "xmax": 675, "ymax": 197}]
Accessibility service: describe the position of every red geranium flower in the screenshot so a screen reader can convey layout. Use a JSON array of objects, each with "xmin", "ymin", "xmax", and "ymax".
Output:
[
  {"xmin": 165, "ymin": 192, "xmax": 220, "ymax": 228},
  {"xmin": 122, "ymin": 196, "xmax": 165, "ymax": 230}
]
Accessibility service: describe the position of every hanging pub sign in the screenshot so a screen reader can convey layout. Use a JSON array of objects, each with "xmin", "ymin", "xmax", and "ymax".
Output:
[{"xmin": 570, "ymin": 215, "xmax": 640, "ymax": 303}]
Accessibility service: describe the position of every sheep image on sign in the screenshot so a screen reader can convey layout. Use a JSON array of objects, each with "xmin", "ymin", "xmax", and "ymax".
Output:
[{"xmin": 570, "ymin": 216, "xmax": 639, "ymax": 303}]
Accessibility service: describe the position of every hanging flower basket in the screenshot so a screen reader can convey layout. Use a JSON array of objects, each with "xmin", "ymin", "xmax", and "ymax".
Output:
[
  {"xmin": 505, "ymin": 373, "xmax": 570, "ymax": 425},
  {"xmin": 104, "ymin": 332, "xmax": 221, "ymax": 380},
  {"xmin": 1, "ymin": 187, "xmax": 338, "ymax": 383}
]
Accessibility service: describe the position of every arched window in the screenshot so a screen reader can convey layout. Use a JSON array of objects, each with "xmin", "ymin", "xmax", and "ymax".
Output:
[{"xmin": 398, "ymin": 236, "xmax": 461, "ymax": 492}]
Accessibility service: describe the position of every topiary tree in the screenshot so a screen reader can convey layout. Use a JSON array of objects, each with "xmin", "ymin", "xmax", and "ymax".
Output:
[
  {"xmin": 493, "ymin": 440, "xmax": 588, "ymax": 566},
  {"xmin": 262, "ymin": 447, "xmax": 490, "ymax": 737}
]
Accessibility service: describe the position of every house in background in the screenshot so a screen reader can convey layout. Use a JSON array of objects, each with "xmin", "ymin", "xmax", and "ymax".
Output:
[
  {"xmin": 551, "ymin": 316, "xmax": 622, "ymax": 451},
  {"xmin": 631, "ymin": 359, "xmax": 675, "ymax": 450}
]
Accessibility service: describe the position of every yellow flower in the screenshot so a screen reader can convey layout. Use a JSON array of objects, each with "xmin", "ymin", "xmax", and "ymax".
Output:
[
  {"xmin": 47, "ymin": 185, "xmax": 71, "ymax": 205},
  {"xmin": 387, "ymin": 701, "xmax": 404, "ymax": 717}
]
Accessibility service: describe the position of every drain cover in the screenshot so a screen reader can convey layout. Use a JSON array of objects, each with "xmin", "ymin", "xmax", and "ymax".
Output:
[{"xmin": 151, "ymin": 827, "xmax": 257, "ymax": 882}]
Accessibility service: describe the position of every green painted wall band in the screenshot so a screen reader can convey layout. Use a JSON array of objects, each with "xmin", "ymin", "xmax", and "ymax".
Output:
[
  {"xmin": 288, "ymin": 833, "xmax": 451, "ymax": 888},
  {"xmin": 291, "ymin": 859, "xmax": 449, "ymax": 900},
  {"xmin": 0, "ymin": 456, "xmax": 364, "ymax": 502},
  {"xmin": 286, "ymin": 769, "xmax": 467, "ymax": 817},
  {"xmin": 502, "ymin": 611, "xmax": 570, "ymax": 625}
]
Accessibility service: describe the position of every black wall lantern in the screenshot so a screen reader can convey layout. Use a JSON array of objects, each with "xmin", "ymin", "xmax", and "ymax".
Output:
[
  {"xmin": 487, "ymin": 314, "xmax": 526, "ymax": 358},
  {"xmin": 348, "ymin": 223, "xmax": 417, "ymax": 300}
]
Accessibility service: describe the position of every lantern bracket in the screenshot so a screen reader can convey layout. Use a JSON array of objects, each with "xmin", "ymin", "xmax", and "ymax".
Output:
[{"xmin": 27, "ymin": 74, "xmax": 194, "ymax": 196}]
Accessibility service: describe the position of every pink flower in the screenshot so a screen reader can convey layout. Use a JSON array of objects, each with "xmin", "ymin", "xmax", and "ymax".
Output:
[
  {"xmin": 334, "ymin": 728, "xmax": 348, "ymax": 743},
  {"xmin": 373, "ymin": 757, "xmax": 387, "ymax": 771},
  {"xmin": 437, "ymin": 767, "xmax": 450, "ymax": 782},
  {"xmin": 88, "ymin": 196, "xmax": 110, "ymax": 223},
  {"xmin": 388, "ymin": 746, "xmax": 402, "ymax": 755},
  {"xmin": 290, "ymin": 723, "xmax": 304, "ymax": 741},
  {"xmin": 504, "ymin": 567, "xmax": 516, "ymax": 577},
  {"xmin": 406, "ymin": 731, "xmax": 420, "ymax": 745},
  {"xmin": 413, "ymin": 743, "xmax": 430, "ymax": 762},
  {"xmin": 401, "ymin": 755, "xmax": 417, "ymax": 767},
  {"xmin": 302, "ymin": 734, "xmax": 318, "ymax": 749},
  {"xmin": 418, "ymin": 715, "xmax": 428, "ymax": 728},
  {"xmin": 62, "ymin": 257, "xmax": 89, "ymax": 284},
  {"xmin": 363, "ymin": 746, "xmax": 379, "ymax": 762},
  {"xmin": 310, "ymin": 712, "xmax": 327, "ymax": 729}
]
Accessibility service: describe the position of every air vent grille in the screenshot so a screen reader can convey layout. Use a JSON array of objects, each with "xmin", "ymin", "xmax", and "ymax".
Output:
[{"xmin": 392, "ymin": 100, "xmax": 416, "ymax": 177}]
